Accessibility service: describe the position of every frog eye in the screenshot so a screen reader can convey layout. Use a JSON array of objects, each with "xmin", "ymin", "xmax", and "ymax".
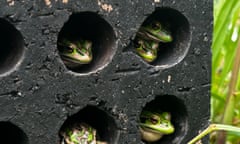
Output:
[
  {"xmin": 134, "ymin": 40, "xmax": 143, "ymax": 48},
  {"xmin": 151, "ymin": 22, "xmax": 161, "ymax": 30},
  {"xmin": 63, "ymin": 46, "xmax": 74, "ymax": 53},
  {"xmin": 150, "ymin": 115, "xmax": 159, "ymax": 124}
]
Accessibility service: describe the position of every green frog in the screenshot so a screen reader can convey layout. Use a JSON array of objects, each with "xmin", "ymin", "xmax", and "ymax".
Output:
[
  {"xmin": 58, "ymin": 39, "xmax": 93, "ymax": 68},
  {"xmin": 135, "ymin": 21, "xmax": 173, "ymax": 63},
  {"xmin": 135, "ymin": 39, "xmax": 159, "ymax": 63},
  {"xmin": 139, "ymin": 110, "xmax": 175, "ymax": 142},
  {"xmin": 60, "ymin": 123, "xmax": 107, "ymax": 144}
]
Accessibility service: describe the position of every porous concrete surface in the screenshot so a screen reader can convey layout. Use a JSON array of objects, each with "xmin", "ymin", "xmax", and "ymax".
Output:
[{"xmin": 0, "ymin": 0, "xmax": 212, "ymax": 144}]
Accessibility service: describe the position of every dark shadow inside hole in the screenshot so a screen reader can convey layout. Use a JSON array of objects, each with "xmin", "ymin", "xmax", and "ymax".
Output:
[
  {"xmin": 57, "ymin": 12, "xmax": 116, "ymax": 73},
  {"xmin": 0, "ymin": 18, "xmax": 24, "ymax": 75},
  {"xmin": 59, "ymin": 105, "xmax": 118, "ymax": 143},
  {"xmin": 0, "ymin": 122, "xmax": 28, "ymax": 144},
  {"xmin": 133, "ymin": 8, "xmax": 191, "ymax": 68},
  {"xmin": 140, "ymin": 95, "xmax": 188, "ymax": 144}
]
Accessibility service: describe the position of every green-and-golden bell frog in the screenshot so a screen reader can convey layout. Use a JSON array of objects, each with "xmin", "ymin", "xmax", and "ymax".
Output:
[
  {"xmin": 135, "ymin": 38, "xmax": 159, "ymax": 63},
  {"xmin": 139, "ymin": 110, "xmax": 175, "ymax": 142},
  {"xmin": 58, "ymin": 39, "xmax": 93, "ymax": 68},
  {"xmin": 60, "ymin": 123, "xmax": 107, "ymax": 144},
  {"xmin": 135, "ymin": 21, "xmax": 173, "ymax": 63}
]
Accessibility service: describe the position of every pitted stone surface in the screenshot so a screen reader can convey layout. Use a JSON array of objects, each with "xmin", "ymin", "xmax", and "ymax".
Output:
[{"xmin": 0, "ymin": 0, "xmax": 212, "ymax": 144}]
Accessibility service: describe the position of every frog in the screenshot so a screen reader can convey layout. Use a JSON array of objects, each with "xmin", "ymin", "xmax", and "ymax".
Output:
[
  {"xmin": 135, "ymin": 21, "xmax": 173, "ymax": 63},
  {"xmin": 58, "ymin": 39, "xmax": 93, "ymax": 68},
  {"xmin": 135, "ymin": 38, "xmax": 159, "ymax": 63},
  {"xmin": 60, "ymin": 123, "xmax": 107, "ymax": 144},
  {"xmin": 139, "ymin": 110, "xmax": 175, "ymax": 142}
]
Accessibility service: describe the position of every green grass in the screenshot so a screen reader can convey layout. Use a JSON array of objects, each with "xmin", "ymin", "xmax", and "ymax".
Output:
[{"xmin": 211, "ymin": 0, "xmax": 240, "ymax": 143}]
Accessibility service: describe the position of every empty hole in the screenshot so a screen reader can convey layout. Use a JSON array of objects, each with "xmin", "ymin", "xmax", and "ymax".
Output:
[
  {"xmin": 59, "ymin": 105, "xmax": 119, "ymax": 143},
  {"xmin": 0, "ymin": 121, "xmax": 28, "ymax": 144},
  {"xmin": 57, "ymin": 12, "xmax": 117, "ymax": 74},
  {"xmin": 133, "ymin": 8, "xmax": 191, "ymax": 68},
  {"xmin": 139, "ymin": 95, "xmax": 188, "ymax": 144},
  {"xmin": 0, "ymin": 18, "xmax": 24, "ymax": 75}
]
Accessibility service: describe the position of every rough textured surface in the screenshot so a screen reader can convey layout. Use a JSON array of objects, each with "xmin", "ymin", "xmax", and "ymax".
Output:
[{"xmin": 0, "ymin": 0, "xmax": 212, "ymax": 144}]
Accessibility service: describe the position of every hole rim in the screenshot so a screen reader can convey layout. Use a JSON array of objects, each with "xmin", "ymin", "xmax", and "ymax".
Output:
[
  {"xmin": 0, "ymin": 121, "xmax": 29, "ymax": 144},
  {"xmin": 133, "ymin": 7, "xmax": 191, "ymax": 69},
  {"xmin": 139, "ymin": 95, "xmax": 188, "ymax": 144},
  {"xmin": 57, "ymin": 11, "xmax": 117, "ymax": 75},
  {"xmin": 59, "ymin": 105, "xmax": 119, "ymax": 144},
  {"xmin": 0, "ymin": 18, "xmax": 25, "ymax": 76}
]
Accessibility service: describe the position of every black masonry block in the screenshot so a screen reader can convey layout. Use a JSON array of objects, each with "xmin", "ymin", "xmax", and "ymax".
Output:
[{"xmin": 0, "ymin": 0, "xmax": 212, "ymax": 144}]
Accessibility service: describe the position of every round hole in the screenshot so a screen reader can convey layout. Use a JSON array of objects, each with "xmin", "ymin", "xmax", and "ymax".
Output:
[
  {"xmin": 59, "ymin": 105, "xmax": 119, "ymax": 144},
  {"xmin": 0, "ymin": 121, "xmax": 28, "ymax": 144},
  {"xmin": 0, "ymin": 18, "xmax": 24, "ymax": 76},
  {"xmin": 57, "ymin": 12, "xmax": 117, "ymax": 74},
  {"xmin": 139, "ymin": 95, "xmax": 188, "ymax": 144},
  {"xmin": 133, "ymin": 8, "xmax": 191, "ymax": 68}
]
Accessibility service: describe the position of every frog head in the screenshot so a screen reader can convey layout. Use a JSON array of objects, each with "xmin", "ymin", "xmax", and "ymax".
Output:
[
  {"xmin": 58, "ymin": 39, "xmax": 93, "ymax": 67},
  {"xmin": 139, "ymin": 110, "xmax": 175, "ymax": 142},
  {"xmin": 135, "ymin": 39, "xmax": 159, "ymax": 63},
  {"xmin": 138, "ymin": 21, "xmax": 173, "ymax": 43}
]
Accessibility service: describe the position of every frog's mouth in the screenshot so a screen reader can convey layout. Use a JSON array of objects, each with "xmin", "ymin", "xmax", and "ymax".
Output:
[
  {"xmin": 138, "ymin": 27, "xmax": 172, "ymax": 43},
  {"xmin": 60, "ymin": 53, "xmax": 92, "ymax": 65},
  {"xmin": 140, "ymin": 124, "xmax": 163, "ymax": 134},
  {"xmin": 139, "ymin": 123, "xmax": 174, "ymax": 135},
  {"xmin": 139, "ymin": 126, "xmax": 164, "ymax": 143}
]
